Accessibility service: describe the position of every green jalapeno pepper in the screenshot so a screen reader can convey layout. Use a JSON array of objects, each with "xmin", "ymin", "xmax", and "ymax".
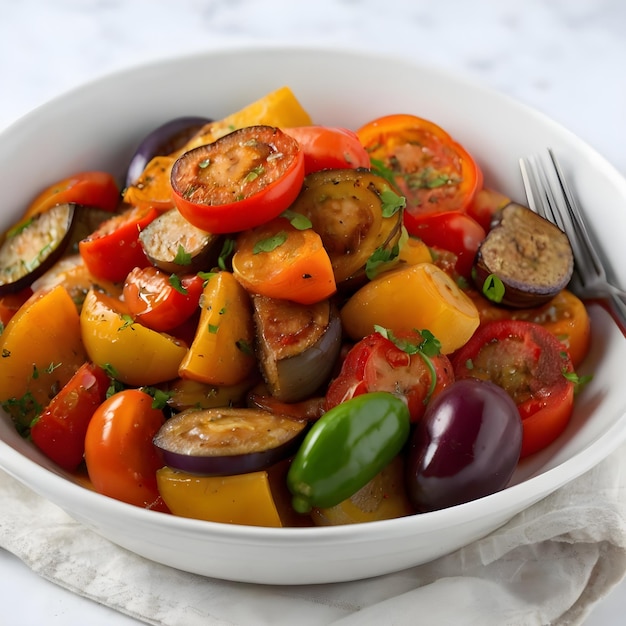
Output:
[{"xmin": 287, "ymin": 391, "xmax": 411, "ymax": 514}]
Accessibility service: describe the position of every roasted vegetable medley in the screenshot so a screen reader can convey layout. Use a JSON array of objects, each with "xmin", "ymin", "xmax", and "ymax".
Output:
[{"xmin": 0, "ymin": 86, "xmax": 592, "ymax": 527}]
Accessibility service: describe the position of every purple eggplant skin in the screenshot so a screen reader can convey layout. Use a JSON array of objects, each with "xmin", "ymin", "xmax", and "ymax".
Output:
[
  {"xmin": 125, "ymin": 116, "xmax": 211, "ymax": 187},
  {"xmin": 153, "ymin": 407, "xmax": 308, "ymax": 477},
  {"xmin": 406, "ymin": 378, "xmax": 523, "ymax": 513},
  {"xmin": 0, "ymin": 202, "xmax": 91, "ymax": 296}
]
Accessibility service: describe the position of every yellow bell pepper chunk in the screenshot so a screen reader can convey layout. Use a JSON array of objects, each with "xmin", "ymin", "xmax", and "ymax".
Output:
[
  {"xmin": 0, "ymin": 285, "xmax": 87, "ymax": 429},
  {"xmin": 179, "ymin": 271, "xmax": 256, "ymax": 386},
  {"xmin": 310, "ymin": 456, "xmax": 414, "ymax": 526},
  {"xmin": 180, "ymin": 86, "xmax": 313, "ymax": 153},
  {"xmin": 397, "ymin": 236, "xmax": 432, "ymax": 266},
  {"xmin": 123, "ymin": 86, "xmax": 312, "ymax": 209},
  {"xmin": 156, "ymin": 466, "xmax": 283, "ymax": 527},
  {"xmin": 80, "ymin": 288, "xmax": 187, "ymax": 386},
  {"xmin": 340, "ymin": 262, "xmax": 480, "ymax": 354}
]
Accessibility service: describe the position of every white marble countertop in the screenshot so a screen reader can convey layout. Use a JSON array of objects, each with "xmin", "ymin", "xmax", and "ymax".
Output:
[{"xmin": 1, "ymin": 1, "xmax": 626, "ymax": 624}]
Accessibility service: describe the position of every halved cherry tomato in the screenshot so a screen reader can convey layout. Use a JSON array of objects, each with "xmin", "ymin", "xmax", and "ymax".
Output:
[
  {"xmin": 79, "ymin": 205, "xmax": 158, "ymax": 282},
  {"xmin": 23, "ymin": 171, "xmax": 120, "ymax": 219},
  {"xmin": 356, "ymin": 114, "xmax": 483, "ymax": 233},
  {"xmin": 171, "ymin": 125, "xmax": 305, "ymax": 234},
  {"xmin": 466, "ymin": 289, "xmax": 591, "ymax": 368},
  {"xmin": 122, "ymin": 266, "xmax": 204, "ymax": 332},
  {"xmin": 283, "ymin": 126, "xmax": 370, "ymax": 174},
  {"xmin": 30, "ymin": 362, "xmax": 110, "ymax": 471},
  {"xmin": 452, "ymin": 319, "xmax": 576, "ymax": 458},
  {"xmin": 232, "ymin": 217, "xmax": 337, "ymax": 305},
  {"xmin": 84, "ymin": 389, "xmax": 169, "ymax": 511},
  {"xmin": 410, "ymin": 211, "xmax": 486, "ymax": 279},
  {"xmin": 326, "ymin": 330, "xmax": 455, "ymax": 422}
]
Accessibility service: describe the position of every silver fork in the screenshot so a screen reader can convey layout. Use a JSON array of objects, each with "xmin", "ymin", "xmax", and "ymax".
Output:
[{"xmin": 519, "ymin": 149, "xmax": 626, "ymax": 333}]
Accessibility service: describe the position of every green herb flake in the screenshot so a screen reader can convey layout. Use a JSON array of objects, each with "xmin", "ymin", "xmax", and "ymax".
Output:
[
  {"xmin": 253, "ymin": 231, "xmax": 287, "ymax": 254},
  {"xmin": 173, "ymin": 244, "xmax": 192, "ymax": 266},
  {"xmin": 198, "ymin": 158, "xmax": 211, "ymax": 169},
  {"xmin": 102, "ymin": 363, "xmax": 125, "ymax": 398},
  {"xmin": 563, "ymin": 369, "xmax": 594, "ymax": 395},
  {"xmin": 281, "ymin": 209, "xmax": 312, "ymax": 230},
  {"xmin": 244, "ymin": 165, "xmax": 265, "ymax": 183},
  {"xmin": 142, "ymin": 386, "xmax": 172, "ymax": 410},
  {"xmin": 1, "ymin": 391, "xmax": 43, "ymax": 435},
  {"xmin": 236, "ymin": 339, "xmax": 253, "ymax": 356},
  {"xmin": 365, "ymin": 246, "xmax": 397, "ymax": 280},
  {"xmin": 380, "ymin": 188, "xmax": 406, "ymax": 217},
  {"xmin": 169, "ymin": 273, "xmax": 188, "ymax": 295},
  {"xmin": 218, "ymin": 237, "xmax": 235, "ymax": 270},
  {"xmin": 198, "ymin": 270, "xmax": 216, "ymax": 284},
  {"xmin": 369, "ymin": 158, "xmax": 397, "ymax": 189},
  {"xmin": 118, "ymin": 314, "xmax": 135, "ymax": 331},
  {"xmin": 208, "ymin": 323, "xmax": 219, "ymax": 334},
  {"xmin": 482, "ymin": 274, "xmax": 506, "ymax": 303}
]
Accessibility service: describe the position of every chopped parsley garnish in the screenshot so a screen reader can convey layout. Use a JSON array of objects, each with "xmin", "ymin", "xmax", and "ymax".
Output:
[
  {"xmin": 281, "ymin": 209, "xmax": 312, "ymax": 230},
  {"xmin": 253, "ymin": 231, "xmax": 287, "ymax": 254},
  {"xmin": 481, "ymin": 273, "xmax": 506, "ymax": 303},
  {"xmin": 172, "ymin": 244, "xmax": 192, "ymax": 266},
  {"xmin": 244, "ymin": 165, "xmax": 265, "ymax": 183},
  {"xmin": 169, "ymin": 273, "xmax": 188, "ymax": 295},
  {"xmin": 380, "ymin": 188, "xmax": 406, "ymax": 217},
  {"xmin": 218, "ymin": 237, "xmax": 235, "ymax": 270}
]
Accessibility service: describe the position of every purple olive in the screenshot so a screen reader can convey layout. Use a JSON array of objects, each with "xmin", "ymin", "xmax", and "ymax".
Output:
[
  {"xmin": 125, "ymin": 116, "xmax": 211, "ymax": 187},
  {"xmin": 406, "ymin": 378, "xmax": 522, "ymax": 512}
]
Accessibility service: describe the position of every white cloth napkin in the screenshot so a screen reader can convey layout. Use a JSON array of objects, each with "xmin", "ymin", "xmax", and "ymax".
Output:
[{"xmin": 2, "ymin": 443, "xmax": 626, "ymax": 626}]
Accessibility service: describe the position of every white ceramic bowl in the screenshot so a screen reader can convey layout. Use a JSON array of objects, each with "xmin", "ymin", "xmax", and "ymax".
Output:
[{"xmin": 1, "ymin": 46, "xmax": 626, "ymax": 585}]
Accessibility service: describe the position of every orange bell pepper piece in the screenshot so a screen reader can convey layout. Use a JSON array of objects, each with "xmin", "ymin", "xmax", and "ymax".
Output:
[{"xmin": 232, "ymin": 217, "xmax": 337, "ymax": 305}]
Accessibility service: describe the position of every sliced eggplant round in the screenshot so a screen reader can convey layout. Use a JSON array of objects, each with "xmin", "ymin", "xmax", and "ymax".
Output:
[
  {"xmin": 153, "ymin": 407, "xmax": 308, "ymax": 476},
  {"xmin": 0, "ymin": 203, "xmax": 77, "ymax": 295},
  {"xmin": 289, "ymin": 169, "xmax": 404, "ymax": 288},
  {"xmin": 473, "ymin": 202, "xmax": 574, "ymax": 308},
  {"xmin": 138, "ymin": 208, "xmax": 222, "ymax": 273},
  {"xmin": 125, "ymin": 115, "xmax": 211, "ymax": 187},
  {"xmin": 252, "ymin": 295, "xmax": 343, "ymax": 403}
]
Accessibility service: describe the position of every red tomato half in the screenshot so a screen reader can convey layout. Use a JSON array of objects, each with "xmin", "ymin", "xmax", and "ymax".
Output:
[
  {"xmin": 326, "ymin": 331, "xmax": 455, "ymax": 422},
  {"xmin": 30, "ymin": 362, "xmax": 110, "ymax": 471},
  {"xmin": 357, "ymin": 114, "xmax": 483, "ymax": 230},
  {"xmin": 84, "ymin": 389, "xmax": 169, "ymax": 511},
  {"xmin": 452, "ymin": 319, "xmax": 575, "ymax": 458},
  {"xmin": 123, "ymin": 266, "xmax": 204, "ymax": 332},
  {"xmin": 411, "ymin": 211, "xmax": 486, "ymax": 279},
  {"xmin": 24, "ymin": 171, "xmax": 120, "ymax": 219},
  {"xmin": 283, "ymin": 126, "xmax": 371, "ymax": 174},
  {"xmin": 79, "ymin": 205, "xmax": 158, "ymax": 282},
  {"xmin": 171, "ymin": 125, "xmax": 305, "ymax": 233}
]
